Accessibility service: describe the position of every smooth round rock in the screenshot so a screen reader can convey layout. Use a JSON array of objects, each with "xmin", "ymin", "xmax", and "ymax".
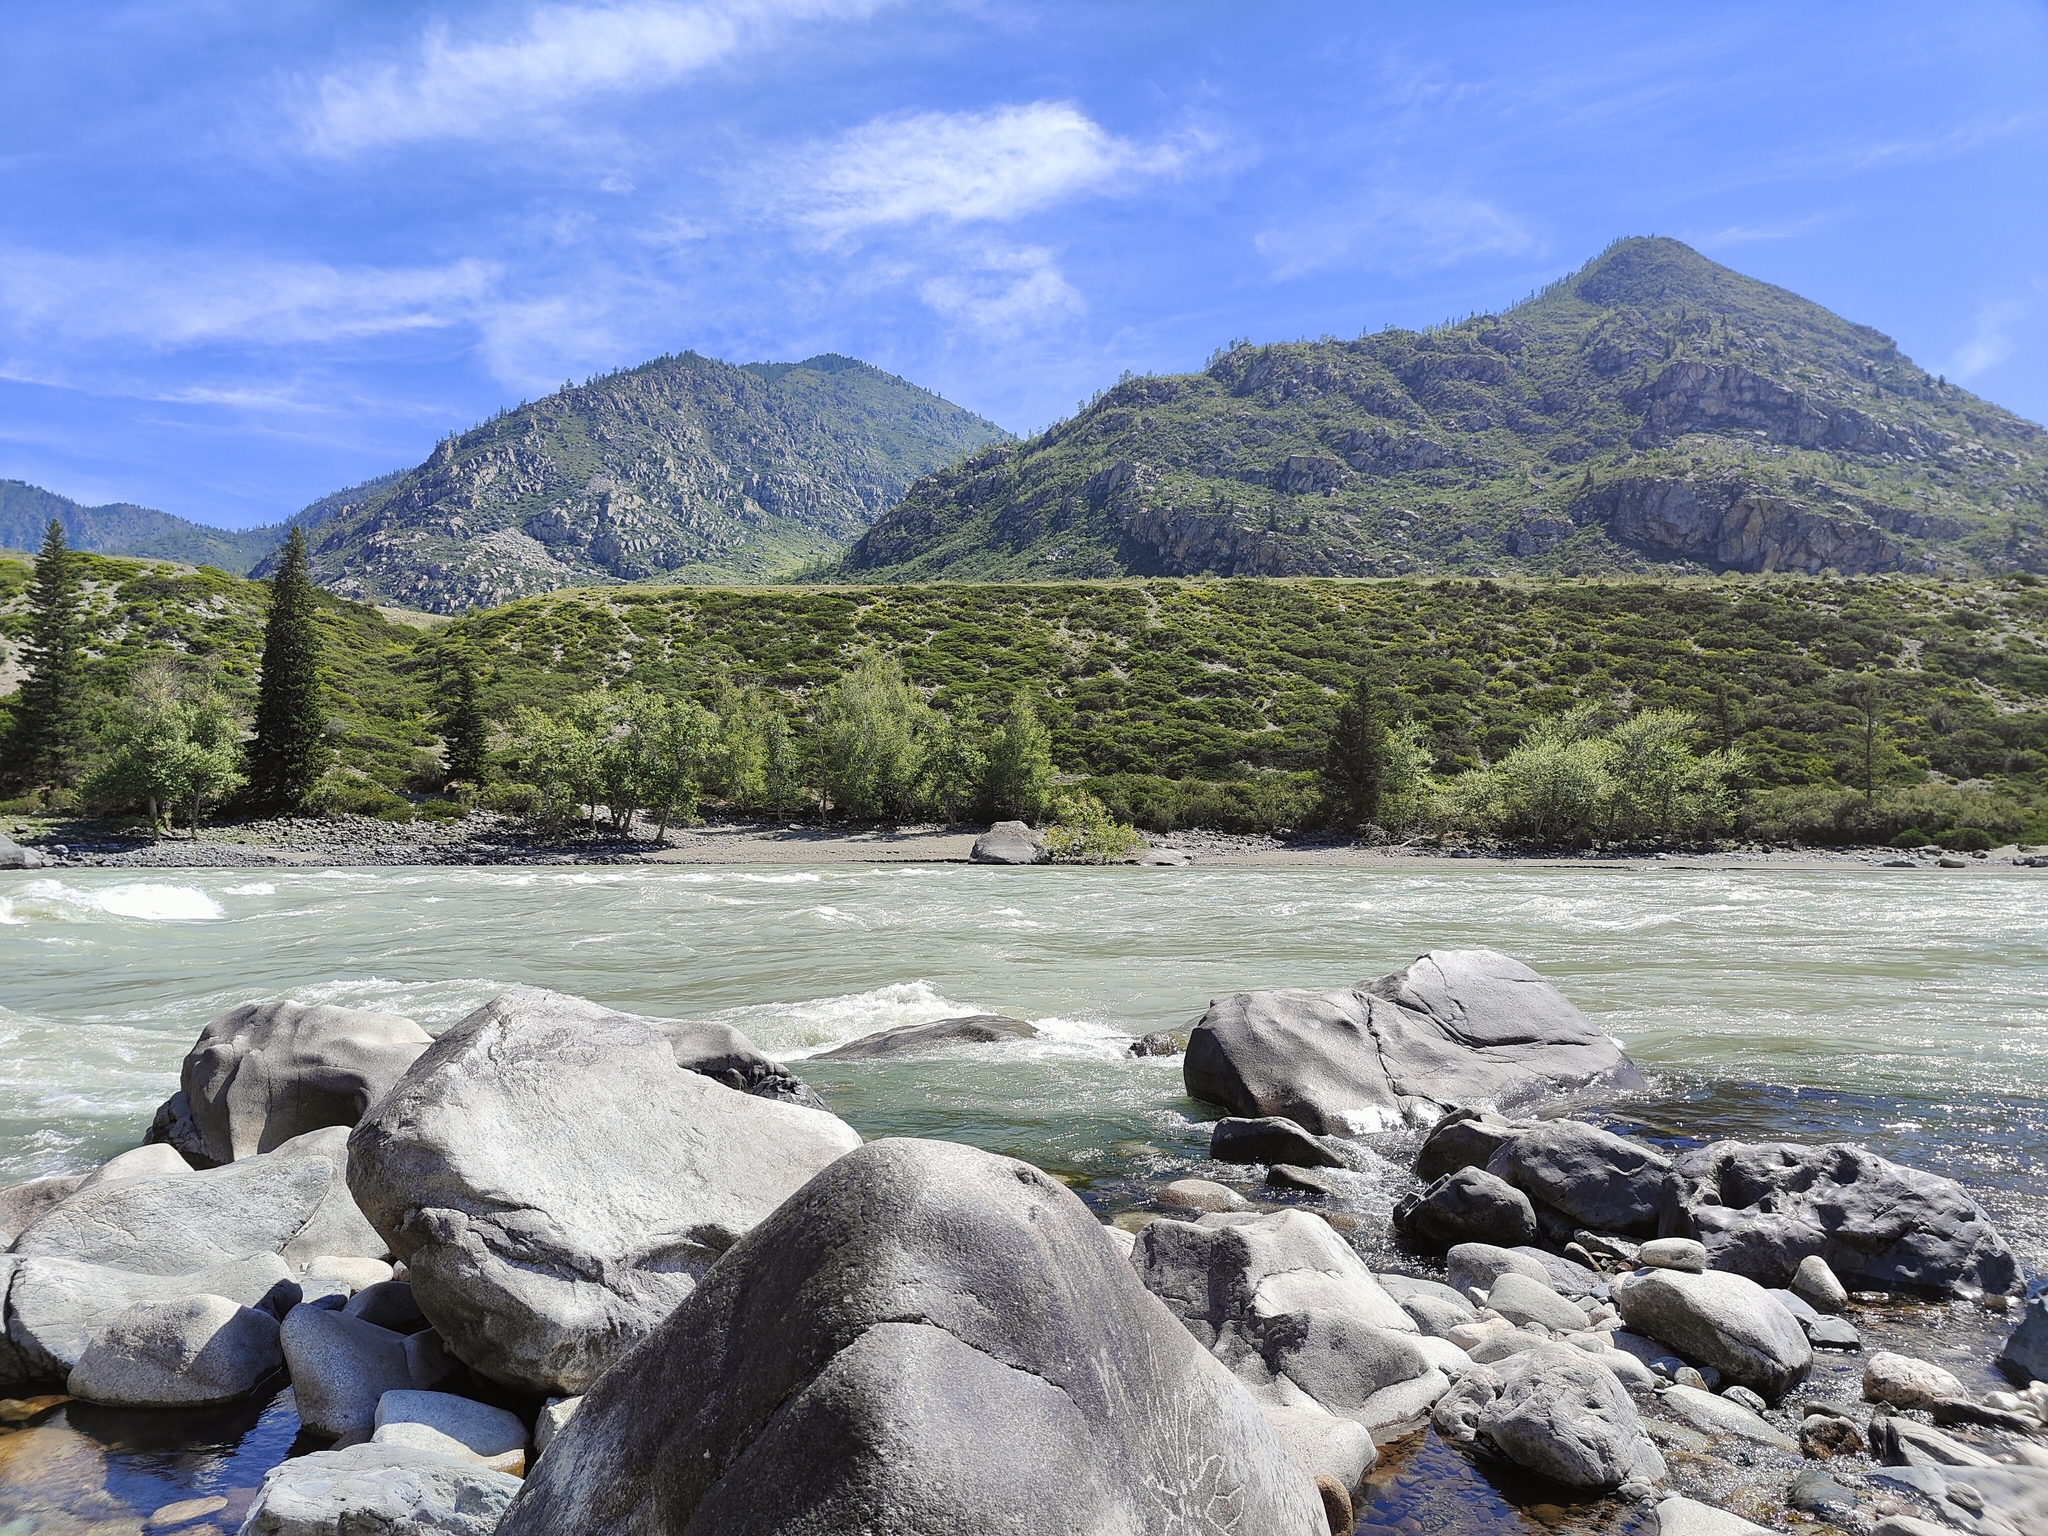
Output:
[
  {"xmin": 1792, "ymin": 1255, "xmax": 1849, "ymax": 1313},
  {"xmin": 1638, "ymin": 1238, "xmax": 1708, "ymax": 1273},
  {"xmin": 1863, "ymin": 1350, "xmax": 1964, "ymax": 1408},
  {"xmin": 1154, "ymin": 1178, "xmax": 1251, "ymax": 1214},
  {"xmin": 68, "ymin": 1295, "xmax": 282, "ymax": 1407}
]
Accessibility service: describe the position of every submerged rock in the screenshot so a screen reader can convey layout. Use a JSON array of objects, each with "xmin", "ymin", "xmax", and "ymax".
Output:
[
  {"xmin": 1184, "ymin": 949, "xmax": 1644, "ymax": 1135},
  {"xmin": 1431, "ymin": 1342, "xmax": 1665, "ymax": 1490},
  {"xmin": 145, "ymin": 999, "xmax": 431, "ymax": 1166},
  {"xmin": 240, "ymin": 1441, "xmax": 521, "ymax": 1535},
  {"xmin": 1612, "ymin": 1267, "xmax": 1811, "ymax": 1403},
  {"xmin": 346, "ymin": 988, "xmax": 862, "ymax": 1397},
  {"xmin": 1659, "ymin": 1140, "xmax": 2016, "ymax": 1299},
  {"xmin": 497, "ymin": 1138, "xmax": 1327, "ymax": 1535},
  {"xmin": 816, "ymin": 1013, "xmax": 1037, "ymax": 1060}
]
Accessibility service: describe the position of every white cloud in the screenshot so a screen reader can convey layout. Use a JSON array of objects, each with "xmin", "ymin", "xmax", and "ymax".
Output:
[
  {"xmin": 301, "ymin": 0, "xmax": 877, "ymax": 154},
  {"xmin": 1948, "ymin": 298, "xmax": 2031, "ymax": 381},
  {"xmin": 917, "ymin": 244, "xmax": 1083, "ymax": 338},
  {"xmin": 1695, "ymin": 212, "xmax": 1831, "ymax": 247},
  {"xmin": 1254, "ymin": 191, "xmax": 1533, "ymax": 279},
  {"xmin": 0, "ymin": 249, "xmax": 498, "ymax": 347},
  {"xmin": 795, "ymin": 101, "xmax": 1189, "ymax": 237}
]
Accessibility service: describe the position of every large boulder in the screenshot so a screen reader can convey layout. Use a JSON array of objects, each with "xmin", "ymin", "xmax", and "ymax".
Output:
[
  {"xmin": 1659, "ymin": 1140, "xmax": 2016, "ymax": 1299},
  {"xmin": 1486, "ymin": 1120, "xmax": 1671, "ymax": 1238},
  {"xmin": 0, "ymin": 834, "xmax": 48, "ymax": 869},
  {"xmin": 1184, "ymin": 949, "xmax": 1644, "ymax": 1135},
  {"xmin": 67, "ymin": 1294, "xmax": 282, "ymax": 1407},
  {"xmin": 281, "ymin": 1305, "xmax": 419, "ymax": 1440},
  {"xmin": 3, "ymin": 1251, "xmax": 291, "ymax": 1381},
  {"xmin": 1612, "ymin": 1267, "xmax": 1812, "ymax": 1402},
  {"xmin": 240, "ymin": 1442, "xmax": 521, "ymax": 1535},
  {"xmin": 0, "ymin": 1174, "xmax": 88, "ymax": 1246},
  {"xmin": 1392, "ymin": 1167, "xmax": 1540, "ymax": 1252},
  {"xmin": 815, "ymin": 1014, "xmax": 1038, "ymax": 1060},
  {"xmin": 497, "ymin": 1138, "xmax": 1327, "ymax": 1535},
  {"xmin": 145, "ymin": 1000, "xmax": 432, "ymax": 1167},
  {"xmin": 970, "ymin": 821, "xmax": 1048, "ymax": 864},
  {"xmin": 9, "ymin": 1127, "xmax": 384, "ymax": 1276},
  {"xmin": 346, "ymin": 989, "xmax": 863, "ymax": 1397},
  {"xmin": 1413, "ymin": 1108, "xmax": 1526, "ymax": 1183},
  {"xmin": 1432, "ymin": 1342, "xmax": 1665, "ymax": 1490}
]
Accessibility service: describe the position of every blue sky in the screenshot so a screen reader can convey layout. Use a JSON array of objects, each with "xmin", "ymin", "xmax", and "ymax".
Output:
[{"xmin": 2, "ymin": 1, "xmax": 2044, "ymax": 530}]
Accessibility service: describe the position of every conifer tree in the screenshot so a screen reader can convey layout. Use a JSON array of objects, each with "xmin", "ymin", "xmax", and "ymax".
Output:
[
  {"xmin": 1322, "ymin": 668, "xmax": 1391, "ymax": 829},
  {"xmin": 12, "ymin": 519, "xmax": 89, "ymax": 787},
  {"xmin": 248, "ymin": 527, "xmax": 326, "ymax": 810},
  {"xmin": 441, "ymin": 658, "xmax": 488, "ymax": 786}
]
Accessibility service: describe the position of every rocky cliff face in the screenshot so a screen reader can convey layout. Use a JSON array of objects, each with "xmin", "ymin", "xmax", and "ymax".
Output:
[{"xmin": 843, "ymin": 238, "xmax": 2048, "ymax": 583}]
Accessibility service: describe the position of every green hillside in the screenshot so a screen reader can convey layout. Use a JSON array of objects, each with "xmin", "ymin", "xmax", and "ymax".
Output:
[
  {"xmin": 844, "ymin": 238, "xmax": 2047, "ymax": 583},
  {"xmin": 0, "ymin": 481, "xmax": 280, "ymax": 572},
  {"xmin": 291, "ymin": 352, "xmax": 1010, "ymax": 614}
]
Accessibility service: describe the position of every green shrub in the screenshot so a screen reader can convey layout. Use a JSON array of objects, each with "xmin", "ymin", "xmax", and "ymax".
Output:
[
  {"xmin": 1744, "ymin": 782, "xmax": 2024, "ymax": 845},
  {"xmin": 1083, "ymin": 773, "xmax": 1320, "ymax": 834},
  {"xmin": 484, "ymin": 780, "xmax": 542, "ymax": 817},
  {"xmin": 1890, "ymin": 828, "xmax": 1931, "ymax": 848},
  {"xmin": 1942, "ymin": 826, "xmax": 1994, "ymax": 852},
  {"xmin": 412, "ymin": 798, "xmax": 468, "ymax": 822},
  {"xmin": 307, "ymin": 771, "xmax": 411, "ymax": 820},
  {"xmin": 1042, "ymin": 791, "xmax": 1145, "ymax": 864}
]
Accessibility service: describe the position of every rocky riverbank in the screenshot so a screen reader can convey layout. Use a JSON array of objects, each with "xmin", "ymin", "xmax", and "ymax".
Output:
[{"xmin": 3, "ymin": 949, "xmax": 2046, "ymax": 1534}]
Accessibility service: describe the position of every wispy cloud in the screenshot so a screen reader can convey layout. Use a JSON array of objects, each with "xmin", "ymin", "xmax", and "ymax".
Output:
[
  {"xmin": 792, "ymin": 101, "xmax": 1193, "ymax": 237},
  {"xmin": 1948, "ymin": 297, "xmax": 2032, "ymax": 381},
  {"xmin": 0, "ymin": 249, "xmax": 499, "ymax": 347},
  {"xmin": 300, "ymin": 0, "xmax": 878, "ymax": 154},
  {"xmin": 916, "ymin": 244, "xmax": 1084, "ymax": 338},
  {"xmin": 1255, "ymin": 190, "xmax": 1534, "ymax": 280},
  {"xmin": 1695, "ymin": 212, "xmax": 1831, "ymax": 247}
]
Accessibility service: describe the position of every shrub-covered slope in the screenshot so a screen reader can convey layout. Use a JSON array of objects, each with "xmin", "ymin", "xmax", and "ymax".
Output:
[
  {"xmin": 285, "ymin": 353, "xmax": 1008, "ymax": 613},
  {"xmin": 845, "ymin": 238, "xmax": 2048, "ymax": 583},
  {"xmin": 0, "ymin": 480, "xmax": 281, "ymax": 572}
]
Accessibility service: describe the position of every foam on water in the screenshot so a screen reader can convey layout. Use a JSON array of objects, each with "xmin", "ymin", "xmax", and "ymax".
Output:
[{"xmin": 6, "ymin": 879, "xmax": 225, "ymax": 922}]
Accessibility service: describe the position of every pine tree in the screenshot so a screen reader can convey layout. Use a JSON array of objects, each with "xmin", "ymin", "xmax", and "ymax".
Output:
[
  {"xmin": 441, "ymin": 658, "xmax": 488, "ymax": 786},
  {"xmin": 248, "ymin": 527, "xmax": 327, "ymax": 810},
  {"xmin": 11, "ymin": 519, "xmax": 89, "ymax": 788},
  {"xmin": 1322, "ymin": 669, "xmax": 1390, "ymax": 829}
]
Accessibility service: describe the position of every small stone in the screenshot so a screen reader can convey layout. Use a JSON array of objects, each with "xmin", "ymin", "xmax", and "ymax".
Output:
[
  {"xmin": 145, "ymin": 1496, "xmax": 230, "ymax": 1529},
  {"xmin": 1638, "ymin": 1238, "xmax": 1707, "ymax": 1273},
  {"xmin": 1722, "ymin": 1384, "xmax": 1766, "ymax": 1414},
  {"xmin": 1864, "ymin": 1350, "xmax": 1964, "ymax": 1409},
  {"xmin": 1792, "ymin": 1255, "xmax": 1848, "ymax": 1313},
  {"xmin": 1788, "ymin": 1467, "xmax": 1858, "ymax": 1517},
  {"xmin": 1314, "ymin": 1473, "xmax": 1351, "ymax": 1535},
  {"xmin": 1675, "ymin": 1366, "xmax": 1707, "ymax": 1390},
  {"xmin": 534, "ymin": 1394, "xmax": 582, "ymax": 1456},
  {"xmin": 1807, "ymin": 1315, "xmax": 1862, "ymax": 1351},
  {"xmin": 1800, "ymin": 1413, "xmax": 1865, "ymax": 1458},
  {"xmin": 1650, "ymin": 1494, "xmax": 1773, "ymax": 1535}
]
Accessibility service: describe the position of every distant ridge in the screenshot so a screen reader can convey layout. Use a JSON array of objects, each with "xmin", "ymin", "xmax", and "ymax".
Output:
[
  {"xmin": 843, "ymin": 237, "xmax": 2048, "ymax": 582},
  {"xmin": 0, "ymin": 480, "xmax": 279, "ymax": 570}
]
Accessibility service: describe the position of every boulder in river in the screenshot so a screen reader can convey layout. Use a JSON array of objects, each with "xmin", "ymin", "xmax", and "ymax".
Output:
[
  {"xmin": 346, "ymin": 988, "xmax": 863, "ymax": 1397},
  {"xmin": 144, "ymin": 1000, "xmax": 432, "ymax": 1167},
  {"xmin": 240, "ymin": 1441, "xmax": 521, "ymax": 1536},
  {"xmin": 1211, "ymin": 1115, "xmax": 1345, "ymax": 1168},
  {"xmin": 1184, "ymin": 949, "xmax": 1644, "ymax": 1135},
  {"xmin": 1431, "ymin": 1342, "xmax": 1665, "ymax": 1490},
  {"xmin": 1612, "ymin": 1266, "xmax": 1812, "ymax": 1403},
  {"xmin": 0, "ymin": 1174, "xmax": 87, "ymax": 1246},
  {"xmin": 496, "ymin": 1138, "xmax": 1328, "ymax": 1535},
  {"xmin": 1659, "ymin": 1140, "xmax": 2016, "ymax": 1299},
  {"xmin": 1863, "ymin": 1350, "xmax": 1965, "ymax": 1409},
  {"xmin": 3, "ymin": 1251, "xmax": 291, "ymax": 1381},
  {"xmin": 970, "ymin": 820, "xmax": 1048, "ymax": 864},
  {"xmin": 1999, "ymin": 1293, "xmax": 2048, "ymax": 1384},
  {"xmin": 815, "ymin": 1013, "xmax": 1038, "ymax": 1060},
  {"xmin": 1485, "ymin": 1120, "xmax": 1671, "ymax": 1239},
  {"xmin": 0, "ymin": 834, "xmax": 48, "ymax": 869},
  {"xmin": 67, "ymin": 1294, "xmax": 282, "ymax": 1407},
  {"xmin": 1392, "ymin": 1167, "xmax": 1540, "ymax": 1252},
  {"xmin": 1413, "ymin": 1108, "xmax": 1526, "ymax": 1183},
  {"xmin": 649, "ymin": 1018, "xmax": 828, "ymax": 1107}
]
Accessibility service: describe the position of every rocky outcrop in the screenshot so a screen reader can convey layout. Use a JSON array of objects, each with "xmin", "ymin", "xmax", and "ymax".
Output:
[
  {"xmin": 1658, "ymin": 1140, "xmax": 2016, "ymax": 1299},
  {"xmin": 1432, "ymin": 1343, "xmax": 1665, "ymax": 1490},
  {"xmin": 346, "ymin": 989, "xmax": 862, "ymax": 1397},
  {"xmin": 497, "ymin": 1138, "xmax": 1327, "ymax": 1535},
  {"xmin": 146, "ymin": 1000, "xmax": 431, "ymax": 1166},
  {"xmin": 817, "ymin": 1013, "xmax": 1038, "ymax": 1059},
  {"xmin": 1631, "ymin": 361, "xmax": 1934, "ymax": 458},
  {"xmin": 1612, "ymin": 1267, "xmax": 1812, "ymax": 1402},
  {"xmin": 1577, "ymin": 475, "xmax": 1909, "ymax": 575},
  {"xmin": 1184, "ymin": 949, "xmax": 1644, "ymax": 1135}
]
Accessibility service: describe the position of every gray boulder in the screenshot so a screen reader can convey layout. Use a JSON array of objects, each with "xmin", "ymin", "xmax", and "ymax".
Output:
[
  {"xmin": 1432, "ymin": 1343, "xmax": 1665, "ymax": 1489},
  {"xmin": 347, "ymin": 989, "xmax": 863, "ymax": 1398},
  {"xmin": 240, "ymin": 1442, "xmax": 521, "ymax": 1536},
  {"xmin": 1414, "ymin": 1108, "xmax": 1526, "ymax": 1182},
  {"xmin": 145, "ymin": 1000, "xmax": 431, "ymax": 1166},
  {"xmin": 78, "ymin": 1143, "xmax": 193, "ymax": 1188},
  {"xmin": 67, "ymin": 1294, "xmax": 281, "ymax": 1407},
  {"xmin": 0, "ymin": 834, "xmax": 48, "ymax": 869},
  {"xmin": 375, "ymin": 1390, "xmax": 527, "ymax": 1471},
  {"xmin": 1446, "ymin": 1242, "xmax": 1555, "ymax": 1297},
  {"xmin": 1399, "ymin": 1291, "xmax": 1478, "ymax": 1339},
  {"xmin": 0, "ymin": 1174, "xmax": 88, "ymax": 1246},
  {"xmin": 1486, "ymin": 1120, "xmax": 1670, "ymax": 1238},
  {"xmin": 815, "ymin": 1013, "xmax": 1038, "ymax": 1060},
  {"xmin": 1650, "ymin": 1496, "xmax": 1773, "ymax": 1536},
  {"xmin": 1485, "ymin": 1272, "xmax": 1591, "ymax": 1334},
  {"xmin": 281, "ymin": 1304, "xmax": 418, "ymax": 1440},
  {"xmin": 1792, "ymin": 1254, "xmax": 1848, "ymax": 1312},
  {"xmin": 970, "ymin": 820, "xmax": 1048, "ymax": 864},
  {"xmin": 1185, "ymin": 949, "xmax": 1644, "ymax": 1135},
  {"xmin": 533, "ymin": 1395, "xmax": 580, "ymax": 1457},
  {"xmin": 3, "ymin": 1251, "xmax": 291, "ymax": 1380},
  {"xmin": 1211, "ymin": 1115, "xmax": 1344, "ymax": 1168},
  {"xmin": 1999, "ymin": 1292, "xmax": 2048, "ymax": 1384},
  {"xmin": 497, "ymin": 1138, "xmax": 1327, "ymax": 1536},
  {"xmin": 343, "ymin": 1279, "xmax": 428, "ymax": 1335},
  {"xmin": 9, "ymin": 1126, "xmax": 384, "ymax": 1276},
  {"xmin": 1392, "ymin": 1167, "xmax": 1539, "ymax": 1252},
  {"xmin": 1639, "ymin": 1237, "xmax": 1707, "ymax": 1273},
  {"xmin": 1659, "ymin": 1140, "xmax": 2016, "ymax": 1299},
  {"xmin": 649, "ymin": 1018, "xmax": 826, "ymax": 1107},
  {"xmin": 1612, "ymin": 1266, "xmax": 1812, "ymax": 1402}
]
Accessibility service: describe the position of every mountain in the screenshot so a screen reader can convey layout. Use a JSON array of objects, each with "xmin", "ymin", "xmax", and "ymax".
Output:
[
  {"xmin": 0, "ymin": 480, "xmax": 280, "ymax": 569},
  {"xmin": 280, "ymin": 352, "xmax": 1009, "ymax": 612},
  {"xmin": 843, "ymin": 238, "xmax": 2048, "ymax": 582}
]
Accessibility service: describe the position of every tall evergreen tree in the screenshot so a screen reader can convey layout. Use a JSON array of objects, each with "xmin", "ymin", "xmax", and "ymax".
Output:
[
  {"xmin": 1322, "ymin": 668, "xmax": 1391, "ymax": 829},
  {"xmin": 12, "ymin": 519, "xmax": 89, "ymax": 787},
  {"xmin": 440, "ymin": 658, "xmax": 488, "ymax": 786},
  {"xmin": 248, "ymin": 527, "xmax": 327, "ymax": 810}
]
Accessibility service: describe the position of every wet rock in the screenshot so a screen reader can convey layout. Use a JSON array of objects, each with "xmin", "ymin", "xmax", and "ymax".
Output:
[
  {"xmin": 0, "ymin": 1174, "xmax": 88, "ymax": 1246},
  {"xmin": 1800, "ymin": 1411, "xmax": 1866, "ymax": 1458},
  {"xmin": 970, "ymin": 820, "xmax": 1047, "ymax": 864},
  {"xmin": 1130, "ymin": 1029, "xmax": 1188, "ymax": 1056},
  {"xmin": 814, "ymin": 1013, "xmax": 1037, "ymax": 1060},
  {"xmin": 1269, "ymin": 1164, "xmax": 1342, "ymax": 1196},
  {"xmin": 1659, "ymin": 1140, "xmax": 2016, "ymax": 1299},
  {"xmin": 650, "ymin": 1018, "xmax": 826, "ymax": 1106},
  {"xmin": 497, "ymin": 1138, "xmax": 1329, "ymax": 1536},
  {"xmin": 1183, "ymin": 949, "xmax": 1645, "ymax": 1135},
  {"xmin": 1787, "ymin": 1467, "xmax": 1859, "ymax": 1519},
  {"xmin": 280, "ymin": 1305, "xmax": 416, "ymax": 1440},
  {"xmin": 145, "ymin": 1000, "xmax": 431, "ymax": 1166},
  {"xmin": 67, "ymin": 1295, "xmax": 282, "ymax": 1407},
  {"xmin": 1431, "ymin": 1342, "xmax": 1666, "ymax": 1490},
  {"xmin": 375, "ymin": 1390, "xmax": 527, "ymax": 1472},
  {"xmin": 1639, "ymin": 1238, "xmax": 1707, "ymax": 1273},
  {"xmin": 146, "ymin": 1497, "xmax": 230, "ymax": 1530},
  {"xmin": 1210, "ymin": 1115, "xmax": 1345, "ymax": 1168},
  {"xmin": 1613, "ymin": 1267, "xmax": 1811, "ymax": 1402},
  {"xmin": 1648, "ymin": 1495, "xmax": 1772, "ymax": 1536},
  {"xmin": 1413, "ymin": 1108, "xmax": 1525, "ymax": 1183},
  {"xmin": 534, "ymin": 1395, "xmax": 580, "ymax": 1457},
  {"xmin": 1392, "ymin": 1167, "xmax": 1539, "ymax": 1252},
  {"xmin": 240, "ymin": 1441, "xmax": 521, "ymax": 1535},
  {"xmin": 1486, "ymin": 1120, "xmax": 1671, "ymax": 1238},
  {"xmin": 1998, "ymin": 1292, "xmax": 2048, "ymax": 1383},
  {"xmin": 1485, "ymin": 1272, "xmax": 1590, "ymax": 1334},
  {"xmin": 1865, "ymin": 1350, "xmax": 1966, "ymax": 1408},
  {"xmin": 1793, "ymin": 1254, "xmax": 1848, "ymax": 1312},
  {"xmin": 9, "ymin": 1126, "xmax": 385, "ymax": 1276},
  {"xmin": 3, "ymin": 1251, "xmax": 291, "ymax": 1380},
  {"xmin": 1156, "ymin": 1177, "xmax": 1252, "ymax": 1214},
  {"xmin": 346, "ymin": 988, "xmax": 862, "ymax": 1397},
  {"xmin": 1869, "ymin": 1411, "xmax": 1998, "ymax": 1468},
  {"xmin": 1659, "ymin": 1383, "xmax": 1796, "ymax": 1450}
]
